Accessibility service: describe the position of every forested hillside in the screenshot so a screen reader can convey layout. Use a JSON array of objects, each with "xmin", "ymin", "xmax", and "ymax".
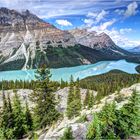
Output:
[
  {"xmin": 80, "ymin": 70, "xmax": 140, "ymax": 100},
  {"xmin": 0, "ymin": 67, "xmax": 140, "ymax": 139}
]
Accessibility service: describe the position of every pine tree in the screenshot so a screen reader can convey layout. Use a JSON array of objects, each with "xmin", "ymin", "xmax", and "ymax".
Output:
[
  {"xmin": 66, "ymin": 99, "xmax": 81, "ymax": 119},
  {"xmin": 86, "ymin": 114, "xmax": 101, "ymax": 140},
  {"xmin": 75, "ymin": 79, "xmax": 80, "ymax": 98},
  {"xmin": 6, "ymin": 93, "xmax": 15, "ymax": 130},
  {"xmin": 24, "ymin": 99, "xmax": 33, "ymax": 131},
  {"xmin": 98, "ymin": 102, "xmax": 117, "ymax": 139},
  {"xmin": 67, "ymin": 75, "xmax": 75, "ymax": 105},
  {"xmin": 115, "ymin": 90, "xmax": 140, "ymax": 138},
  {"xmin": 2, "ymin": 88, "xmax": 7, "ymax": 110},
  {"xmin": 88, "ymin": 92, "xmax": 95, "ymax": 109},
  {"xmin": 0, "ymin": 89, "xmax": 15, "ymax": 139},
  {"xmin": 12, "ymin": 92, "xmax": 25, "ymax": 138},
  {"xmin": 66, "ymin": 75, "xmax": 74, "ymax": 118},
  {"xmin": 84, "ymin": 89, "xmax": 90, "ymax": 108},
  {"xmin": 60, "ymin": 78, "xmax": 66, "ymax": 89},
  {"xmin": 0, "ymin": 90, "xmax": 8, "ymax": 137},
  {"xmin": 66, "ymin": 77, "xmax": 82, "ymax": 119},
  {"xmin": 86, "ymin": 102, "xmax": 118, "ymax": 139},
  {"xmin": 30, "ymin": 64, "xmax": 60, "ymax": 129},
  {"xmin": 128, "ymin": 90, "xmax": 140, "ymax": 135},
  {"xmin": 75, "ymin": 79, "xmax": 82, "ymax": 111}
]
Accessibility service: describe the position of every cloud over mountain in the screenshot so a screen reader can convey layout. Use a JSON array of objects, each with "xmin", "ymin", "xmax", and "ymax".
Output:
[
  {"xmin": 0, "ymin": 0, "xmax": 139, "ymax": 48},
  {"xmin": 56, "ymin": 20, "xmax": 73, "ymax": 26}
]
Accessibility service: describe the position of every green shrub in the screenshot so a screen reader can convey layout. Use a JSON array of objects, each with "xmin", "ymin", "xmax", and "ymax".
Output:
[{"xmin": 60, "ymin": 127, "xmax": 74, "ymax": 140}]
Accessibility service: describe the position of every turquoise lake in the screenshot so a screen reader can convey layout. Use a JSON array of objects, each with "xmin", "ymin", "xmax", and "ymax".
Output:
[{"xmin": 0, "ymin": 60, "xmax": 139, "ymax": 82}]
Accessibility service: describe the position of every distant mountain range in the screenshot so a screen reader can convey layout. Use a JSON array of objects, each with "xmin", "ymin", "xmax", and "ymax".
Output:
[
  {"xmin": 128, "ymin": 45, "xmax": 140, "ymax": 53},
  {"xmin": 0, "ymin": 7, "xmax": 140, "ymax": 71}
]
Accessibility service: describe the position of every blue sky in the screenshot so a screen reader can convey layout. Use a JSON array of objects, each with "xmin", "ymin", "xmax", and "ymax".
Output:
[{"xmin": 0, "ymin": 0, "xmax": 140, "ymax": 48}]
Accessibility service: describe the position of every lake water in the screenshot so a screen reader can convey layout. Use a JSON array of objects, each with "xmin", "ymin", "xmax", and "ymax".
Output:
[{"xmin": 0, "ymin": 60, "xmax": 139, "ymax": 82}]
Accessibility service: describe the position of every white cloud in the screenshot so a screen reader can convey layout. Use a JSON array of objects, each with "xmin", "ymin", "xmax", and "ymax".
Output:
[
  {"xmin": 124, "ymin": 2, "xmax": 138, "ymax": 17},
  {"xmin": 89, "ymin": 20, "xmax": 139, "ymax": 48},
  {"xmin": 84, "ymin": 19, "xmax": 94, "ymax": 27},
  {"xmin": 115, "ymin": 9, "xmax": 125, "ymax": 15},
  {"xmin": 119, "ymin": 28, "xmax": 132, "ymax": 34},
  {"xmin": 56, "ymin": 19, "xmax": 73, "ymax": 26},
  {"xmin": 87, "ymin": 11, "xmax": 98, "ymax": 18},
  {"xmin": 115, "ymin": 2, "xmax": 138, "ymax": 17},
  {"xmin": 96, "ymin": 10, "xmax": 108, "ymax": 23},
  {"xmin": 104, "ymin": 28, "xmax": 140, "ymax": 48},
  {"xmin": 90, "ymin": 19, "xmax": 116, "ymax": 32},
  {"xmin": 0, "ymin": 0, "xmax": 139, "ymax": 18},
  {"xmin": 0, "ymin": 0, "xmax": 117, "ymax": 18},
  {"xmin": 99, "ymin": 19, "xmax": 116, "ymax": 30},
  {"xmin": 84, "ymin": 10, "xmax": 108, "ymax": 27}
]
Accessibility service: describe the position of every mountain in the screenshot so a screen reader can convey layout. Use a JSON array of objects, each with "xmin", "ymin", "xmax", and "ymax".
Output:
[
  {"xmin": 69, "ymin": 29, "xmax": 131, "ymax": 56},
  {"xmin": 0, "ymin": 7, "xmax": 77, "ymax": 70},
  {"xmin": 128, "ymin": 45, "xmax": 140, "ymax": 53},
  {"xmin": 0, "ymin": 7, "xmax": 139, "ymax": 71}
]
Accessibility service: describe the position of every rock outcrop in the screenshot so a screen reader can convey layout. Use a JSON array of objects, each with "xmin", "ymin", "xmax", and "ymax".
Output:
[
  {"xmin": 0, "ymin": 83, "xmax": 140, "ymax": 139},
  {"xmin": 39, "ymin": 83, "xmax": 140, "ymax": 140}
]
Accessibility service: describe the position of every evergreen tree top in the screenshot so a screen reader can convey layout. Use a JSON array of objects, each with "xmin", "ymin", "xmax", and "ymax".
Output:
[{"xmin": 35, "ymin": 64, "xmax": 52, "ymax": 82}]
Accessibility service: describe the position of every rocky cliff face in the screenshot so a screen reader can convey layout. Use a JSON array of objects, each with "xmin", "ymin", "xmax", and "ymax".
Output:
[
  {"xmin": 0, "ymin": 8, "xmax": 138, "ymax": 71},
  {"xmin": 0, "ymin": 8, "xmax": 77, "ymax": 70},
  {"xmin": 70, "ymin": 29, "xmax": 130, "ymax": 56},
  {"xmin": 0, "ymin": 7, "xmax": 76, "ymax": 49}
]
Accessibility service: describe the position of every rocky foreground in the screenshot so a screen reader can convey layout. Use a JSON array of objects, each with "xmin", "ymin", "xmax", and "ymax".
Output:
[
  {"xmin": 0, "ymin": 83, "xmax": 140, "ymax": 139},
  {"xmin": 39, "ymin": 83, "xmax": 140, "ymax": 140}
]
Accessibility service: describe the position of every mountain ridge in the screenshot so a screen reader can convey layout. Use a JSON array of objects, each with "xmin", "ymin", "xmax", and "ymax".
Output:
[
  {"xmin": 0, "ymin": 7, "xmax": 139, "ymax": 71},
  {"xmin": 128, "ymin": 45, "xmax": 140, "ymax": 53}
]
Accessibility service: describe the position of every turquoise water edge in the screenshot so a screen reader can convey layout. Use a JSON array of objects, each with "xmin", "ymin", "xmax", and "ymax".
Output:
[{"xmin": 0, "ymin": 60, "xmax": 139, "ymax": 82}]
